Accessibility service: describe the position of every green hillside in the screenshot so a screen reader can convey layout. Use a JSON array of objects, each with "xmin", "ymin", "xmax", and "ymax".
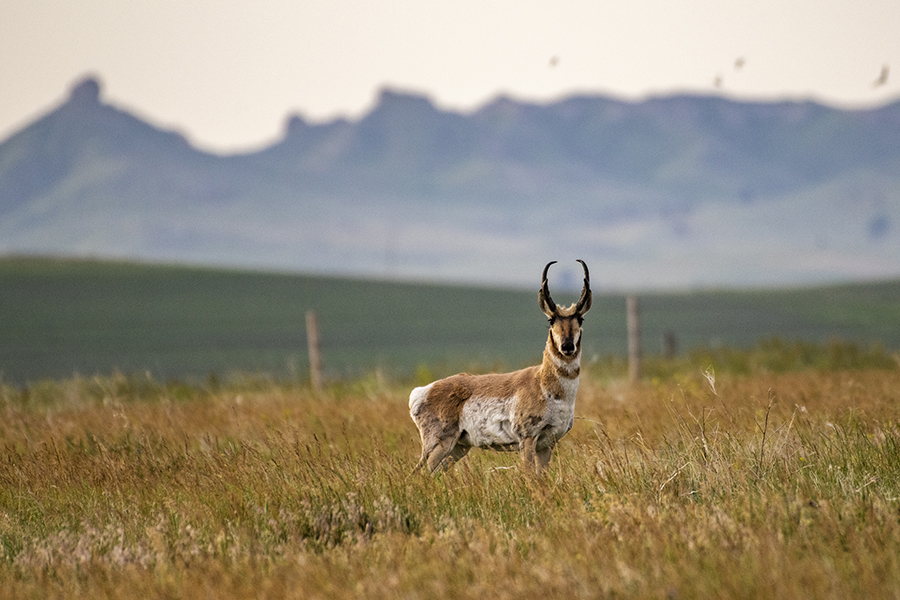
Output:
[{"xmin": 1, "ymin": 256, "xmax": 898, "ymax": 385}]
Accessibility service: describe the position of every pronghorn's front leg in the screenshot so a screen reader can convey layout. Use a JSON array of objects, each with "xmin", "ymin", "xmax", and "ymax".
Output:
[
  {"xmin": 521, "ymin": 438, "xmax": 554, "ymax": 474},
  {"xmin": 520, "ymin": 437, "xmax": 539, "ymax": 473},
  {"xmin": 536, "ymin": 445, "xmax": 553, "ymax": 471}
]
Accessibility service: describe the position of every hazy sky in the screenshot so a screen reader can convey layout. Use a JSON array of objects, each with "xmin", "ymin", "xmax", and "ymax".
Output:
[{"xmin": 3, "ymin": 0, "xmax": 899, "ymax": 153}]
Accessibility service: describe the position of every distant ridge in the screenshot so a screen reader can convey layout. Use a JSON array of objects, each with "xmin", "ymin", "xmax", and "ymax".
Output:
[{"xmin": 1, "ymin": 76, "xmax": 899, "ymax": 289}]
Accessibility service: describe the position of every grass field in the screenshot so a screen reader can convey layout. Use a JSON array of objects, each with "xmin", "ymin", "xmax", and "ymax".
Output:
[
  {"xmin": 2, "ymin": 352, "xmax": 900, "ymax": 598},
  {"xmin": 2, "ymin": 256, "xmax": 900, "ymax": 385}
]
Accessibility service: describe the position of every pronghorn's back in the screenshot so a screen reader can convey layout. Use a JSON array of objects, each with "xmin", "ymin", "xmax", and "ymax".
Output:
[{"xmin": 409, "ymin": 261, "xmax": 591, "ymax": 474}]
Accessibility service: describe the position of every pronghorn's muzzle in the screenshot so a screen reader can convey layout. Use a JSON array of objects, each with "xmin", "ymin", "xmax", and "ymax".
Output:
[{"xmin": 560, "ymin": 338, "xmax": 576, "ymax": 356}]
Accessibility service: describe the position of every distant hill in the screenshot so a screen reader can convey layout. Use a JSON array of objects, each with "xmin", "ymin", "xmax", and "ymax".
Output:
[
  {"xmin": 2, "ymin": 77, "xmax": 900, "ymax": 289},
  {"xmin": 2, "ymin": 256, "xmax": 899, "ymax": 384}
]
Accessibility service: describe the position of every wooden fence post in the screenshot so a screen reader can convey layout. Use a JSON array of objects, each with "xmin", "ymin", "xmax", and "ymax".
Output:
[
  {"xmin": 662, "ymin": 330, "xmax": 677, "ymax": 360},
  {"xmin": 627, "ymin": 295, "xmax": 642, "ymax": 384},
  {"xmin": 306, "ymin": 310, "xmax": 323, "ymax": 392}
]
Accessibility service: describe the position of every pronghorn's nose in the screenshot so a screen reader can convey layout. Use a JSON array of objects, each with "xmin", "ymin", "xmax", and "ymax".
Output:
[{"xmin": 561, "ymin": 339, "xmax": 576, "ymax": 355}]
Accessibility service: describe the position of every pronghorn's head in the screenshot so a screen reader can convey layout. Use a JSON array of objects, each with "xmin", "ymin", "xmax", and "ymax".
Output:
[{"xmin": 538, "ymin": 260, "xmax": 592, "ymax": 359}]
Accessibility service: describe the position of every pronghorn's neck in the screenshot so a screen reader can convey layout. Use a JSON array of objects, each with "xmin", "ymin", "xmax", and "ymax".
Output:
[{"xmin": 541, "ymin": 330, "xmax": 581, "ymax": 383}]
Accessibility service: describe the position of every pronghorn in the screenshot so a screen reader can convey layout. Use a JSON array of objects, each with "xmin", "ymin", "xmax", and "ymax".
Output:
[{"xmin": 409, "ymin": 260, "xmax": 591, "ymax": 474}]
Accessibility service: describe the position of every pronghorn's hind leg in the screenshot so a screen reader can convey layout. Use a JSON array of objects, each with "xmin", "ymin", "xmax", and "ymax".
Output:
[
  {"xmin": 422, "ymin": 432, "xmax": 467, "ymax": 473},
  {"xmin": 439, "ymin": 443, "xmax": 471, "ymax": 472},
  {"xmin": 409, "ymin": 381, "xmax": 471, "ymax": 474}
]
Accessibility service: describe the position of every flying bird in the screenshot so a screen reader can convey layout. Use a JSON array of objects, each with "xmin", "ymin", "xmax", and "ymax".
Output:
[{"xmin": 872, "ymin": 64, "xmax": 889, "ymax": 88}]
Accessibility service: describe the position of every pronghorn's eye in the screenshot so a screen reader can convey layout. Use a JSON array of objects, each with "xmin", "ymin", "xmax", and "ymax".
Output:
[{"xmin": 547, "ymin": 317, "xmax": 555, "ymax": 328}]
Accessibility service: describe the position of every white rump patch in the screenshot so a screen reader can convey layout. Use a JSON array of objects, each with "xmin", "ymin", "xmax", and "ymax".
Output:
[{"xmin": 408, "ymin": 383, "xmax": 434, "ymax": 415}]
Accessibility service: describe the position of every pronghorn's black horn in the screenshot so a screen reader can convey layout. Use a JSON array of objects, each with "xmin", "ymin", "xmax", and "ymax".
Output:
[
  {"xmin": 574, "ymin": 259, "xmax": 592, "ymax": 315},
  {"xmin": 542, "ymin": 261, "xmax": 557, "ymax": 286},
  {"xmin": 539, "ymin": 261, "xmax": 558, "ymax": 315}
]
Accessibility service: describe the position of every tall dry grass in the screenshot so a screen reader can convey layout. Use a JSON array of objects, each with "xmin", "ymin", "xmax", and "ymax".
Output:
[{"xmin": 2, "ymin": 360, "xmax": 900, "ymax": 598}]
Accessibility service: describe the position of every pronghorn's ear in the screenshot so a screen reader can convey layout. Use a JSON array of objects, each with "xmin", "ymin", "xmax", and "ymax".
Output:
[
  {"xmin": 538, "ymin": 261, "xmax": 558, "ymax": 318},
  {"xmin": 574, "ymin": 259, "xmax": 592, "ymax": 316}
]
